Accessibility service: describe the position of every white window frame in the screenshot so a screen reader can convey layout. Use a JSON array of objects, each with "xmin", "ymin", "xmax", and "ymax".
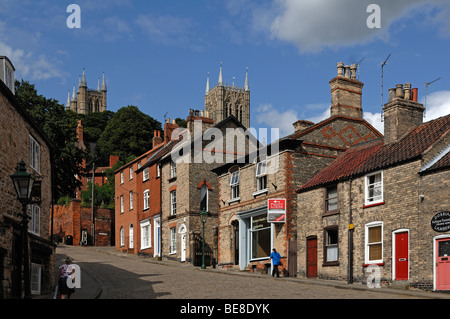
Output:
[
  {"xmin": 170, "ymin": 227, "xmax": 177, "ymax": 254},
  {"xmin": 143, "ymin": 189, "xmax": 150, "ymax": 210},
  {"xmin": 120, "ymin": 171, "xmax": 124, "ymax": 184},
  {"xmin": 129, "ymin": 224, "xmax": 134, "ymax": 249},
  {"xmin": 120, "ymin": 195, "xmax": 124, "ymax": 213},
  {"xmin": 256, "ymin": 160, "xmax": 268, "ymax": 192},
  {"xmin": 29, "ymin": 135, "xmax": 40, "ymax": 173},
  {"xmin": 120, "ymin": 227, "xmax": 125, "ymax": 246},
  {"xmin": 143, "ymin": 167, "xmax": 149, "ymax": 181},
  {"xmin": 140, "ymin": 219, "xmax": 151, "ymax": 250},
  {"xmin": 171, "ymin": 190, "xmax": 177, "ymax": 215},
  {"xmin": 365, "ymin": 170, "xmax": 383, "ymax": 205},
  {"xmin": 249, "ymin": 214, "xmax": 273, "ymax": 261},
  {"xmin": 171, "ymin": 161, "xmax": 177, "ymax": 178},
  {"xmin": 129, "ymin": 191, "xmax": 133, "ymax": 210},
  {"xmin": 29, "ymin": 205, "xmax": 40, "ymax": 236},
  {"xmin": 365, "ymin": 221, "xmax": 384, "ymax": 264},
  {"xmin": 31, "ymin": 263, "xmax": 42, "ymax": 295},
  {"xmin": 129, "ymin": 167, "xmax": 133, "ymax": 180},
  {"xmin": 230, "ymin": 171, "xmax": 240, "ymax": 200}
]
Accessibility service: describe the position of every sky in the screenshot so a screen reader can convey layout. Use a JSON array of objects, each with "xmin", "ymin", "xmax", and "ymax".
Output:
[{"xmin": 1, "ymin": 0, "xmax": 450, "ymax": 138}]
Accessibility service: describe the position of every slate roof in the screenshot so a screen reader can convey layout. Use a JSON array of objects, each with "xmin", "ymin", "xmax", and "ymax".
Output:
[{"xmin": 297, "ymin": 114, "xmax": 450, "ymax": 192}]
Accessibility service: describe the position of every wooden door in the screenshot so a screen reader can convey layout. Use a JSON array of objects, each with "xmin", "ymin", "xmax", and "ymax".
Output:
[
  {"xmin": 288, "ymin": 239, "xmax": 297, "ymax": 277},
  {"xmin": 307, "ymin": 237, "xmax": 317, "ymax": 278},
  {"xmin": 395, "ymin": 232, "xmax": 409, "ymax": 280},
  {"xmin": 436, "ymin": 238, "xmax": 450, "ymax": 291}
]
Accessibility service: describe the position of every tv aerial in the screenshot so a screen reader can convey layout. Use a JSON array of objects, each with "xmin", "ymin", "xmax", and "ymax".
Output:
[
  {"xmin": 380, "ymin": 53, "xmax": 391, "ymax": 122},
  {"xmin": 355, "ymin": 57, "xmax": 365, "ymax": 80},
  {"xmin": 424, "ymin": 77, "xmax": 441, "ymax": 117}
]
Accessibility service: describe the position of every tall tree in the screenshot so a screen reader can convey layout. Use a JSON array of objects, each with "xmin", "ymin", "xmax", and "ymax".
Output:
[
  {"xmin": 96, "ymin": 105, "xmax": 161, "ymax": 161},
  {"xmin": 15, "ymin": 80, "xmax": 86, "ymax": 201}
]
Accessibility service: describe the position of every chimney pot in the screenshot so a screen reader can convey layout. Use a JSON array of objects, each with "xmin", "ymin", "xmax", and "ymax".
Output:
[
  {"xmin": 412, "ymin": 88, "xmax": 418, "ymax": 102},
  {"xmin": 344, "ymin": 65, "xmax": 350, "ymax": 78},
  {"xmin": 395, "ymin": 84, "xmax": 404, "ymax": 99},
  {"xmin": 388, "ymin": 88, "xmax": 395, "ymax": 102},
  {"xmin": 350, "ymin": 64, "xmax": 357, "ymax": 79},
  {"xmin": 337, "ymin": 62, "xmax": 344, "ymax": 76},
  {"xmin": 404, "ymin": 82, "xmax": 411, "ymax": 100}
]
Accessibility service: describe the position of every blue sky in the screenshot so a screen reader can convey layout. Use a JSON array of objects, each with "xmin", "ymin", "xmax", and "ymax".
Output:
[{"xmin": 1, "ymin": 0, "xmax": 449, "ymax": 137}]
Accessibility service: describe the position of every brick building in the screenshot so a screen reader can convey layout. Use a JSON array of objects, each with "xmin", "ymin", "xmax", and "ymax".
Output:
[
  {"xmin": 0, "ymin": 56, "xmax": 55, "ymax": 298},
  {"xmin": 297, "ymin": 82, "xmax": 450, "ymax": 291},
  {"xmin": 212, "ymin": 62, "xmax": 381, "ymax": 276}
]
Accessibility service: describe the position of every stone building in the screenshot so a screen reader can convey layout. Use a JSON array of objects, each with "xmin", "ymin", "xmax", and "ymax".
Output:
[
  {"xmin": 0, "ymin": 56, "xmax": 55, "ymax": 298},
  {"xmin": 212, "ymin": 62, "xmax": 381, "ymax": 276},
  {"xmin": 66, "ymin": 69, "xmax": 107, "ymax": 115},
  {"xmin": 205, "ymin": 63, "xmax": 250, "ymax": 128},
  {"xmin": 296, "ymin": 82, "xmax": 450, "ymax": 291}
]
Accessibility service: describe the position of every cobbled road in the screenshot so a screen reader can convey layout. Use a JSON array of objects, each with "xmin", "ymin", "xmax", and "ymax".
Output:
[{"xmin": 56, "ymin": 245, "xmax": 442, "ymax": 300}]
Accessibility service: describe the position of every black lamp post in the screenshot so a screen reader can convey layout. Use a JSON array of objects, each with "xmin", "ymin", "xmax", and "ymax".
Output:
[
  {"xmin": 10, "ymin": 160, "xmax": 35, "ymax": 299},
  {"xmin": 199, "ymin": 210, "xmax": 208, "ymax": 269}
]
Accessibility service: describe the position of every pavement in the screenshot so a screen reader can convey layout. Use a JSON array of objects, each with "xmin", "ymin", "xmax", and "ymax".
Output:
[{"xmin": 36, "ymin": 244, "xmax": 450, "ymax": 299}]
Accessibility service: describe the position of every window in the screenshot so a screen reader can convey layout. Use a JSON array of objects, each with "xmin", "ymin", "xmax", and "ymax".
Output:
[
  {"xmin": 129, "ymin": 224, "xmax": 134, "ymax": 249},
  {"xmin": 143, "ymin": 190, "xmax": 149, "ymax": 210},
  {"xmin": 325, "ymin": 185, "xmax": 338, "ymax": 212},
  {"xmin": 143, "ymin": 167, "xmax": 149, "ymax": 181},
  {"xmin": 129, "ymin": 167, "xmax": 133, "ymax": 180},
  {"xmin": 140, "ymin": 219, "xmax": 151, "ymax": 249},
  {"xmin": 31, "ymin": 263, "xmax": 42, "ymax": 295},
  {"xmin": 129, "ymin": 191, "xmax": 133, "ymax": 210},
  {"xmin": 157, "ymin": 164, "xmax": 160, "ymax": 178},
  {"xmin": 250, "ymin": 215, "xmax": 271, "ymax": 260},
  {"xmin": 120, "ymin": 227, "xmax": 125, "ymax": 246},
  {"xmin": 230, "ymin": 171, "xmax": 240, "ymax": 199},
  {"xmin": 365, "ymin": 222, "xmax": 383, "ymax": 264},
  {"xmin": 29, "ymin": 135, "xmax": 40, "ymax": 173},
  {"xmin": 256, "ymin": 160, "xmax": 267, "ymax": 191},
  {"xmin": 138, "ymin": 161, "xmax": 141, "ymax": 169},
  {"xmin": 200, "ymin": 185, "xmax": 208, "ymax": 212},
  {"xmin": 170, "ymin": 227, "xmax": 176, "ymax": 253},
  {"xmin": 29, "ymin": 205, "xmax": 40, "ymax": 235},
  {"xmin": 171, "ymin": 161, "xmax": 177, "ymax": 178},
  {"xmin": 324, "ymin": 227, "xmax": 338, "ymax": 263},
  {"xmin": 120, "ymin": 171, "xmax": 124, "ymax": 184},
  {"xmin": 365, "ymin": 171, "xmax": 383, "ymax": 205},
  {"xmin": 171, "ymin": 190, "xmax": 177, "ymax": 215},
  {"xmin": 120, "ymin": 195, "xmax": 124, "ymax": 213}
]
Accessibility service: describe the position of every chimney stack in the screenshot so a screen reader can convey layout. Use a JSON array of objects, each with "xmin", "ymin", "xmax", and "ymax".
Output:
[
  {"xmin": 329, "ymin": 62, "xmax": 364, "ymax": 119},
  {"xmin": 152, "ymin": 130, "xmax": 163, "ymax": 148},
  {"xmin": 164, "ymin": 118, "xmax": 179, "ymax": 145},
  {"xmin": 383, "ymin": 82, "xmax": 424, "ymax": 144}
]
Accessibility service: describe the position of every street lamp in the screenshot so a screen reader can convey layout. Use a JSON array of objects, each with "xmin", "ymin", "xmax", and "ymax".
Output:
[
  {"xmin": 10, "ymin": 160, "xmax": 35, "ymax": 299},
  {"xmin": 199, "ymin": 209, "xmax": 208, "ymax": 269}
]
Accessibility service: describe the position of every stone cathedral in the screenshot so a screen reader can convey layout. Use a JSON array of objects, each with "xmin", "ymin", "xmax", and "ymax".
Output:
[
  {"xmin": 66, "ymin": 68, "xmax": 107, "ymax": 114},
  {"xmin": 205, "ymin": 63, "xmax": 250, "ymax": 128}
]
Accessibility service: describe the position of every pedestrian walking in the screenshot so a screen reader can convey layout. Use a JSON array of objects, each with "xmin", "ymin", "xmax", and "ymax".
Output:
[
  {"xmin": 269, "ymin": 248, "xmax": 281, "ymax": 278},
  {"xmin": 58, "ymin": 256, "xmax": 76, "ymax": 299}
]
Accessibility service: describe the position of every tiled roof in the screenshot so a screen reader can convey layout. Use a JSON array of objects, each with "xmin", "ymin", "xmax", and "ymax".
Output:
[{"xmin": 298, "ymin": 114, "xmax": 450, "ymax": 192}]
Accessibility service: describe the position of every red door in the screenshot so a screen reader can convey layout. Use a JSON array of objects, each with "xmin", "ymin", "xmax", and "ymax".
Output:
[
  {"xmin": 436, "ymin": 238, "xmax": 450, "ymax": 291},
  {"xmin": 307, "ymin": 237, "xmax": 317, "ymax": 278},
  {"xmin": 395, "ymin": 232, "xmax": 409, "ymax": 280}
]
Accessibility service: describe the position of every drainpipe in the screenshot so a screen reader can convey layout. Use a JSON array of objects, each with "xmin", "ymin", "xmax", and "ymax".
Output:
[{"xmin": 348, "ymin": 178, "xmax": 354, "ymax": 284}]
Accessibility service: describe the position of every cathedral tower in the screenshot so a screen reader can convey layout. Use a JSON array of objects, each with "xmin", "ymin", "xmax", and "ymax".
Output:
[
  {"xmin": 205, "ymin": 63, "xmax": 250, "ymax": 128},
  {"xmin": 66, "ymin": 69, "xmax": 107, "ymax": 114}
]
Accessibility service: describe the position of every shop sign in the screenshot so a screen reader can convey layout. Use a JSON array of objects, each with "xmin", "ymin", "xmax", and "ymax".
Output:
[
  {"xmin": 431, "ymin": 211, "xmax": 450, "ymax": 232},
  {"xmin": 267, "ymin": 199, "xmax": 286, "ymax": 223}
]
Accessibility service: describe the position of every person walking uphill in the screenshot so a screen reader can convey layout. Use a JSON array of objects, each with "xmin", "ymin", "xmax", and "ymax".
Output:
[
  {"xmin": 269, "ymin": 248, "xmax": 281, "ymax": 278},
  {"xmin": 57, "ymin": 257, "xmax": 76, "ymax": 299}
]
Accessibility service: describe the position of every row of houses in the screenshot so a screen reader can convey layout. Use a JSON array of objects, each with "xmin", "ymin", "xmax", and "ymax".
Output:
[{"xmin": 114, "ymin": 61, "xmax": 450, "ymax": 291}]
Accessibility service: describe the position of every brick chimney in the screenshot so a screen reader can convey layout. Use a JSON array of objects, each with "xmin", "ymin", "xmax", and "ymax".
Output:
[
  {"xmin": 383, "ymin": 82, "xmax": 424, "ymax": 144},
  {"xmin": 164, "ymin": 118, "xmax": 179, "ymax": 145},
  {"xmin": 293, "ymin": 119, "xmax": 315, "ymax": 132},
  {"xmin": 109, "ymin": 155, "xmax": 120, "ymax": 167},
  {"xmin": 186, "ymin": 109, "xmax": 215, "ymax": 137},
  {"xmin": 152, "ymin": 130, "xmax": 163, "ymax": 148},
  {"xmin": 329, "ymin": 62, "xmax": 364, "ymax": 119}
]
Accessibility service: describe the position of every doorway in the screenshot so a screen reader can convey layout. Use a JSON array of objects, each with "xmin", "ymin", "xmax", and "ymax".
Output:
[
  {"xmin": 436, "ymin": 237, "xmax": 450, "ymax": 290},
  {"xmin": 306, "ymin": 237, "xmax": 317, "ymax": 278},
  {"xmin": 179, "ymin": 224, "xmax": 187, "ymax": 262},
  {"xmin": 393, "ymin": 230, "xmax": 409, "ymax": 280}
]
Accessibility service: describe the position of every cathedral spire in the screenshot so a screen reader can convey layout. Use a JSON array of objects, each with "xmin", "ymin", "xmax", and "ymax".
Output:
[
  {"xmin": 205, "ymin": 72, "xmax": 210, "ymax": 95},
  {"xmin": 218, "ymin": 62, "xmax": 223, "ymax": 86},
  {"xmin": 71, "ymin": 85, "xmax": 77, "ymax": 101},
  {"xmin": 245, "ymin": 67, "xmax": 249, "ymax": 91},
  {"xmin": 66, "ymin": 90, "xmax": 70, "ymax": 108},
  {"xmin": 101, "ymin": 72, "xmax": 107, "ymax": 91},
  {"xmin": 97, "ymin": 77, "xmax": 101, "ymax": 92},
  {"xmin": 81, "ymin": 68, "xmax": 87, "ymax": 87}
]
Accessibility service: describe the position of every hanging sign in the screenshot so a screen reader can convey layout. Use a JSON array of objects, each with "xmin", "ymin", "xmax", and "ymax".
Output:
[
  {"xmin": 267, "ymin": 199, "xmax": 286, "ymax": 223},
  {"xmin": 431, "ymin": 211, "xmax": 450, "ymax": 232}
]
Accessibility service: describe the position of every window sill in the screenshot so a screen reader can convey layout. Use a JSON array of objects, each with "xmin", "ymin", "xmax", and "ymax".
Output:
[
  {"xmin": 227, "ymin": 197, "xmax": 241, "ymax": 205},
  {"xmin": 363, "ymin": 201, "xmax": 385, "ymax": 209},
  {"xmin": 168, "ymin": 176, "xmax": 177, "ymax": 182},
  {"xmin": 168, "ymin": 214, "xmax": 177, "ymax": 220},
  {"xmin": 322, "ymin": 261, "xmax": 339, "ymax": 267},
  {"xmin": 363, "ymin": 262, "xmax": 385, "ymax": 267},
  {"xmin": 252, "ymin": 189, "xmax": 268, "ymax": 197},
  {"xmin": 322, "ymin": 209, "xmax": 339, "ymax": 217}
]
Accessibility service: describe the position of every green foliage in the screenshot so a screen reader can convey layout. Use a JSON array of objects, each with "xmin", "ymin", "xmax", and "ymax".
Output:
[
  {"xmin": 14, "ymin": 80, "xmax": 86, "ymax": 201},
  {"xmin": 81, "ymin": 181, "xmax": 115, "ymax": 209},
  {"xmin": 96, "ymin": 105, "xmax": 161, "ymax": 162}
]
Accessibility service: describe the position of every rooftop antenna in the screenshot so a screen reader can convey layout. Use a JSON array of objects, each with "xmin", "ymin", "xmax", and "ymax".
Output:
[
  {"xmin": 163, "ymin": 112, "xmax": 168, "ymax": 124},
  {"xmin": 355, "ymin": 57, "xmax": 365, "ymax": 80},
  {"xmin": 424, "ymin": 77, "xmax": 441, "ymax": 118},
  {"xmin": 380, "ymin": 53, "xmax": 391, "ymax": 122}
]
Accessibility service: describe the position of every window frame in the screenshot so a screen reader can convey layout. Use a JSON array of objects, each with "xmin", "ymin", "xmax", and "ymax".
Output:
[
  {"xmin": 256, "ymin": 160, "xmax": 268, "ymax": 192},
  {"xmin": 365, "ymin": 221, "xmax": 384, "ymax": 264},
  {"xmin": 170, "ymin": 227, "xmax": 177, "ymax": 254},
  {"xmin": 29, "ymin": 135, "xmax": 40, "ymax": 173},
  {"xmin": 143, "ymin": 189, "xmax": 150, "ymax": 210},
  {"xmin": 323, "ymin": 226, "xmax": 339, "ymax": 266},
  {"xmin": 365, "ymin": 170, "xmax": 383, "ymax": 206},
  {"xmin": 129, "ymin": 167, "xmax": 133, "ymax": 180},
  {"xmin": 140, "ymin": 219, "xmax": 152, "ymax": 250},
  {"xmin": 230, "ymin": 171, "xmax": 240, "ymax": 200},
  {"xmin": 200, "ymin": 184, "xmax": 208, "ymax": 212},
  {"xmin": 324, "ymin": 185, "xmax": 339, "ymax": 216},
  {"xmin": 170, "ymin": 190, "xmax": 177, "ymax": 216},
  {"xmin": 129, "ymin": 191, "xmax": 133, "ymax": 210},
  {"xmin": 120, "ymin": 227, "xmax": 125, "ymax": 246},
  {"xmin": 120, "ymin": 195, "xmax": 124, "ymax": 213},
  {"xmin": 28, "ymin": 204, "xmax": 40, "ymax": 236},
  {"xmin": 30, "ymin": 263, "xmax": 42, "ymax": 295},
  {"xmin": 143, "ymin": 167, "xmax": 149, "ymax": 181},
  {"xmin": 249, "ymin": 214, "xmax": 272, "ymax": 261}
]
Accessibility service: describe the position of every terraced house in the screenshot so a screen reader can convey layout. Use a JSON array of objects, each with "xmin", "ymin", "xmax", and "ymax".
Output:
[
  {"xmin": 213, "ymin": 62, "xmax": 382, "ymax": 276},
  {"xmin": 297, "ymin": 82, "xmax": 450, "ymax": 291}
]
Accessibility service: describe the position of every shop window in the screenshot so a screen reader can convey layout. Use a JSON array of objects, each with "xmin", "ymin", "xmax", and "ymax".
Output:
[{"xmin": 250, "ymin": 215, "xmax": 271, "ymax": 260}]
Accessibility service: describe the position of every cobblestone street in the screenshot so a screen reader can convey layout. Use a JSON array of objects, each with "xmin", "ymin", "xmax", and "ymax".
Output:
[{"xmin": 54, "ymin": 245, "xmax": 449, "ymax": 300}]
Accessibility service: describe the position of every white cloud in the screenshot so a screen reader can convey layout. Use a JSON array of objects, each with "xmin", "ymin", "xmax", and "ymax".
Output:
[
  {"xmin": 257, "ymin": 0, "xmax": 444, "ymax": 53},
  {"xmin": 423, "ymin": 90, "xmax": 450, "ymax": 120},
  {"xmin": 255, "ymin": 104, "xmax": 299, "ymax": 136}
]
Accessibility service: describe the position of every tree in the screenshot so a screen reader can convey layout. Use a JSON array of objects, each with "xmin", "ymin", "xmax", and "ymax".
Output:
[
  {"xmin": 96, "ymin": 105, "xmax": 162, "ymax": 161},
  {"xmin": 15, "ymin": 80, "xmax": 86, "ymax": 201}
]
